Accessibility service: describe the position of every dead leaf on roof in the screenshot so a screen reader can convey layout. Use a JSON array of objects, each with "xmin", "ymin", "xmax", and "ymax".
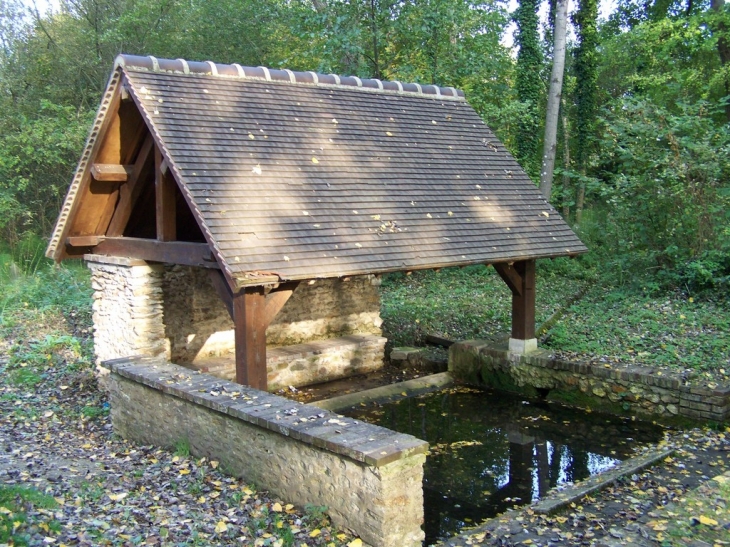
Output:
[
  {"xmin": 332, "ymin": 118, "xmax": 338, "ymax": 124},
  {"xmin": 248, "ymin": 133, "xmax": 255, "ymax": 139},
  {"xmin": 432, "ymin": 120, "xmax": 437, "ymax": 124},
  {"xmin": 303, "ymin": 211, "xmax": 309, "ymax": 215},
  {"xmin": 386, "ymin": 131, "xmax": 393, "ymax": 136},
  {"xmin": 447, "ymin": 211, "xmax": 454, "ymax": 216},
  {"xmin": 352, "ymin": 210, "xmax": 358, "ymax": 214},
  {"xmin": 312, "ymin": 157, "xmax": 319, "ymax": 164},
  {"xmin": 283, "ymin": 256, "xmax": 290, "ymax": 261},
  {"xmin": 541, "ymin": 211, "xmax": 550, "ymax": 218},
  {"xmin": 355, "ymin": 243, "xmax": 362, "ymax": 248},
  {"xmin": 476, "ymin": 184, "xmax": 482, "ymax": 189},
  {"xmin": 426, "ymin": 213, "xmax": 433, "ymax": 218},
  {"xmin": 371, "ymin": 214, "xmax": 381, "ymax": 220},
  {"xmin": 252, "ymin": 164, "xmax": 262, "ymax": 175}
]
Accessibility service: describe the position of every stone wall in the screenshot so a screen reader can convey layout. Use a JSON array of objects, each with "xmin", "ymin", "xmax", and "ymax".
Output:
[
  {"xmin": 450, "ymin": 338, "xmax": 730, "ymax": 423},
  {"xmin": 162, "ymin": 267, "xmax": 383, "ymax": 362},
  {"xmin": 86, "ymin": 256, "xmax": 387, "ymax": 389},
  {"xmin": 87, "ymin": 255, "xmax": 167, "ymax": 363},
  {"xmin": 107, "ymin": 357, "xmax": 427, "ymax": 547}
]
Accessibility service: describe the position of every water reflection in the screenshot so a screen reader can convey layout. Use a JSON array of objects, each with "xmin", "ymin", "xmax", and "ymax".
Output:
[{"xmin": 344, "ymin": 387, "xmax": 664, "ymax": 545}]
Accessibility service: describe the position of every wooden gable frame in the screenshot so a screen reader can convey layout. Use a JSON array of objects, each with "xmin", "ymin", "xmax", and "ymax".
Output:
[{"xmin": 54, "ymin": 71, "xmax": 297, "ymax": 391}]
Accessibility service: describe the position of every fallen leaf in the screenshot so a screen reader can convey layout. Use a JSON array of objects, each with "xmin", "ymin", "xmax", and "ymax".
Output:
[
  {"xmin": 214, "ymin": 521, "xmax": 228, "ymax": 534},
  {"xmin": 272, "ymin": 502, "xmax": 282, "ymax": 512}
]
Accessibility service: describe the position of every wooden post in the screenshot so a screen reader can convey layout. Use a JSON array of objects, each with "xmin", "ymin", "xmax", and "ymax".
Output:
[
  {"xmin": 229, "ymin": 281, "xmax": 299, "ymax": 390},
  {"xmin": 233, "ymin": 287, "xmax": 268, "ymax": 390},
  {"xmin": 494, "ymin": 260, "xmax": 536, "ymax": 352},
  {"xmin": 155, "ymin": 146, "xmax": 176, "ymax": 241}
]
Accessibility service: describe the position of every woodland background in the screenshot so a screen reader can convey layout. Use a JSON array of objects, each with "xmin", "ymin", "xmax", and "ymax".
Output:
[{"xmin": 0, "ymin": 0, "xmax": 728, "ymax": 291}]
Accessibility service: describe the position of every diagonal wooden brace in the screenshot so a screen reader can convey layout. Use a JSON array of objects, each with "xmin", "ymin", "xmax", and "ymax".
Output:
[
  {"xmin": 494, "ymin": 260, "xmax": 536, "ymax": 342},
  {"xmin": 208, "ymin": 271, "xmax": 299, "ymax": 390}
]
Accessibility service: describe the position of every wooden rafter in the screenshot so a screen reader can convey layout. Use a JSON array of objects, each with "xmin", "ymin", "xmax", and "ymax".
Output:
[
  {"xmin": 91, "ymin": 164, "xmax": 133, "ymax": 181},
  {"xmin": 155, "ymin": 146, "xmax": 176, "ymax": 241},
  {"xmin": 106, "ymin": 134, "xmax": 154, "ymax": 236}
]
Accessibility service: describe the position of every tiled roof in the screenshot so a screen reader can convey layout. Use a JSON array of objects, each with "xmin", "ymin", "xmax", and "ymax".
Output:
[{"xmin": 48, "ymin": 55, "xmax": 587, "ymax": 287}]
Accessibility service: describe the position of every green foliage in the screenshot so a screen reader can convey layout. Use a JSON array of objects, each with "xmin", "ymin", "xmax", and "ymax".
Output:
[
  {"xmin": 513, "ymin": 0, "xmax": 543, "ymax": 176},
  {"xmin": 593, "ymin": 98, "xmax": 730, "ymax": 284},
  {"xmin": 175, "ymin": 438, "xmax": 191, "ymax": 458},
  {"xmin": 572, "ymin": 0, "xmax": 599, "ymax": 169}
]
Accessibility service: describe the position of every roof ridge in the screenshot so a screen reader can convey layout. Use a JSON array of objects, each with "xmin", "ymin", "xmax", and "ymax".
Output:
[{"xmin": 114, "ymin": 54, "xmax": 465, "ymax": 100}]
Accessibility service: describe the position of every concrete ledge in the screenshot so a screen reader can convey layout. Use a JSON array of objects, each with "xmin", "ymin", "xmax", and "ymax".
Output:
[
  {"xmin": 313, "ymin": 372, "xmax": 454, "ymax": 412},
  {"xmin": 106, "ymin": 356, "xmax": 428, "ymax": 547}
]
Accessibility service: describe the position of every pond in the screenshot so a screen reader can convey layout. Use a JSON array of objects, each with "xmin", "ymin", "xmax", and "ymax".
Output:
[{"xmin": 343, "ymin": 386, "xmax": 665, "ymax": 545}]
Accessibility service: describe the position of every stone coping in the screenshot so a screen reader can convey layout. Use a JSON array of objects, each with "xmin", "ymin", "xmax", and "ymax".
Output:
[{"xmin": 105, "ymin": 356, "xmax": 428, "ymax": 467}]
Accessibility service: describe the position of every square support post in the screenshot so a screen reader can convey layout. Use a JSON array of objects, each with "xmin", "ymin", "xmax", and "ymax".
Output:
[
  {"xmin": 494, "ymin": 260, "xmax": 537, "ymax": 354},
  {"xmin": 233, "ymin": 287, "xmax": 268, "ymax": 390}
]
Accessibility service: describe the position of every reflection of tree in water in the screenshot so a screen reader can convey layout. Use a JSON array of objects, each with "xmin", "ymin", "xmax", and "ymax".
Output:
[{"xmin": 346, "ymin": 388, "xmax": 664, "ymax": 545}]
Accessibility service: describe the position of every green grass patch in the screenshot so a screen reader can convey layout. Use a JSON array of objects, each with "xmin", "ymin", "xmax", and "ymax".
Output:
[
  {"xmin": 380, "ymin": 261, "xmax": 588, "ymax": 348},
  {"xmin": 543, "ymin": 286, "xmax": 730, "ymax": 376},
  {"xmin": 0, "ymin": 485, "xmax": 59, "ymax": 545}
]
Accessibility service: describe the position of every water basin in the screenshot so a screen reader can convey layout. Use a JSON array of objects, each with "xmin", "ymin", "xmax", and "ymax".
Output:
[{"xmin": 342, "ymin": 386, "xmax": 664, "ymax": 545}]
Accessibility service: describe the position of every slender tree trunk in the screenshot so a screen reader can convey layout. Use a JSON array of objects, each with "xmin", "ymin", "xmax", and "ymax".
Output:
[
  {"xmin": 539, "ymin": 0, "xmax": 569, "ymax": 199},
  {"xmin": 711, "ymin": 0, "xmax": 730, "ymax": 122},
  {"xmin": 562, "ymin": 107, "xmax": 571, "ymax": 219},
  {"xmin": 575, "ymin": 171, "xmax": 586, "ymax": 225}
]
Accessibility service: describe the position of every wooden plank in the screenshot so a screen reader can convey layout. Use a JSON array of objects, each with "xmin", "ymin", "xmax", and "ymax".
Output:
[
  {"xmin": 66, "ymin": 235, "xmax": 104, "ymax": 247},
  {"xmin": 91, "ymin": 164, "xmax": 132, "ymax": 182},
  {"xmin": 155, "ymin": 146, "xmax": 177, "ymax": 241},
  {"xmin": 511, "ymin": 260, "xmax": 536, "ymax": 340},
  {"xmin": 208, "ymin": 270, "xmax": 234, "ymax": 320},
  {"xmin": 233, "ymin": 287, "xmax": 268, "ymax": 390},
  {"xmin": 106, "ymin": 134, "xmax": 154, "ymax": 236},
  {"xmin": 93, "ymin": 237, "xmax": 219, "ymax": 268}
]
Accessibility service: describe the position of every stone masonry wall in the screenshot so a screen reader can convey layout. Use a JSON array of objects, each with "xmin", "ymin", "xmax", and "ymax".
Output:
[
  {"xmin": 107, "ymin": 357, "xmax": 427, "ymax": 547},
  {"xmin": 162, "ymin": 267, "xmax": 383, "ymax": 362},
  {"xmin": 87, "ymin": 255, "xmax": 167, "ymax": 363},
  {"xmin": 450, "ymin": 339, "xmax": 730, "ymax": 423}
]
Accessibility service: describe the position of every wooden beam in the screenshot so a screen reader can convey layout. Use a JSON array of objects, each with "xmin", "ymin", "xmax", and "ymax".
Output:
[
  {"xmin": 233, "ymin": 287, "xmax": 268, "ymax": 390},
  {"xmin": 208, "ymin": 270, "xmax": 234, "ymax": 321},
  {"xmin": 263, "ymin": 282, "xmax": 299, "ymax": 326},
  {"xmin": 510, "ymin": 260, "xmax": 536, "ymax": 340},
  {"xmin": 66, "ymin": 235, "xmax": 104, "ymax": 247},
  {"xmin": 493, "ymin": 262, "xmax": 523, "ymax": 297},
  {"xmin": 91, "ymin": 164, "xmax": 133, "ymax": 182},
  {"xmin": 106, "ymin": 134, "xmax": 154, "ymax": 236},
  {"xmin": 92, "ymin": 237, "xmax": 219, "ymax": 268},
  {"xmin": 155, "ymin": 146, "xmax": 176, "ymax": 241}
]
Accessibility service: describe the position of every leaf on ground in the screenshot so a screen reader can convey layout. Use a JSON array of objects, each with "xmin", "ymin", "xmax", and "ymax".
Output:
[{"xmin": 214, "ymin": 520, "xmax": 228, "ymax": 533}]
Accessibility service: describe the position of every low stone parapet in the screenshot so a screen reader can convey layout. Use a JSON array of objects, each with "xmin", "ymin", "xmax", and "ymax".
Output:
[
  {"xmin": 106, "ymin": 356, "xmax": 428, "ymax": 547},
  {"xmin": 450, "ymin": 339, "xmax": 730, "ymax": 423}
]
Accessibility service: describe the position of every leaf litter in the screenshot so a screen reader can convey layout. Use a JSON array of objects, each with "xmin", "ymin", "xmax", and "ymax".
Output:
[{"xmin": 0, "ymin": 319, "xmax": 358, "ymax": 547}]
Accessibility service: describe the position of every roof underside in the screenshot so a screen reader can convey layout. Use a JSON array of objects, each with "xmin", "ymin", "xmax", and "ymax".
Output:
[{"xmin": 49, "ymin": 57, "xmax": 587, "ymax": 286}]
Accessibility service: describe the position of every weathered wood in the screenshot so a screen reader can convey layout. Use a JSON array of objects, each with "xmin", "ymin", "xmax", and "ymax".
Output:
[
  {"xmin": 106, "ymin": 134, "xmax": 154, "ymax": 236},
  {"xmin": 155, "ymin": 147, "xmax": 176, "ymax": 241},
  {"xmin": 91, "ymin": 164, "xmax": 133, "ymax": 182},
  {"xmin": 233, "ymin": 287, "xmax": 268, "ymax": 389},
  {"xmin": 263, "ymin": 282, "xmax": 299, "ymax": 326},
  {"xmin": 93, "ymin": 237, "xmax": 218, "ymax": 268},
  {"xmin": 66, "ymin": 235, "xmax": 104, "ymax": 247},
  {"xmin": 208, "ymin": 269, "xmax": 234, "ymax": 320},
  {"xmin": 511, "ymin": 260, "xmax": 536, "ymax": 340},
  {"xmin": 493, "ymin": 262, "xmax": 523, "ymax": 297}
]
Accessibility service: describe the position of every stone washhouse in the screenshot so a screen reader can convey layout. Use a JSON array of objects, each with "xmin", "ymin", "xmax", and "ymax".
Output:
[{"xmin": 47, "ymin": 54, "xmax": 587, "ymax": 393}]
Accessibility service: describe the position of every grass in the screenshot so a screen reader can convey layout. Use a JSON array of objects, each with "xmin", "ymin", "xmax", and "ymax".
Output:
[
  {"xmin": 543, "ymin": 286, "xmax": 730, "ymax": 378},
  {"xmin": 0, "ymin": 485, "xmax": 59, "ymax": 545},
  {"xmin": 380, "ymin": 259, "xmax": 590, "ymax": 349}
]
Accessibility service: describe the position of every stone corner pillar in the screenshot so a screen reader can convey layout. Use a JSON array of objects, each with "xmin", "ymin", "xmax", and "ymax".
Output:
[
  {"xmin": 508, "ymin": 337, "xmax": 538, "ymax": 354},
  {"xmin": 85, "ymin": 254, "xmax": 167, "ymax": 366}
]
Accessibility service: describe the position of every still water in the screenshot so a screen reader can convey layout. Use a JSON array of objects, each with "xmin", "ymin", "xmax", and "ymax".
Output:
[{"xmin": 343, "ymin": 387, "xmax": 664, "ymax": 545}]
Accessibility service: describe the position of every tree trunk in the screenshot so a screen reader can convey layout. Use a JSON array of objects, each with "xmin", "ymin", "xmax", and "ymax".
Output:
[
  {"xmin": 575, "ymin": 171, "xmax": 586, "ymax": 226},
  {"xmin": 711, "ymin": 0, "xmax": 730, "ymax": 122},
  {"xmin": 539, "ymin": 0, "xmax": 569, "ymax": 200},
  {"xmin": 562, "ymin": 105, "xmax": 571, "ymax": 219}
]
